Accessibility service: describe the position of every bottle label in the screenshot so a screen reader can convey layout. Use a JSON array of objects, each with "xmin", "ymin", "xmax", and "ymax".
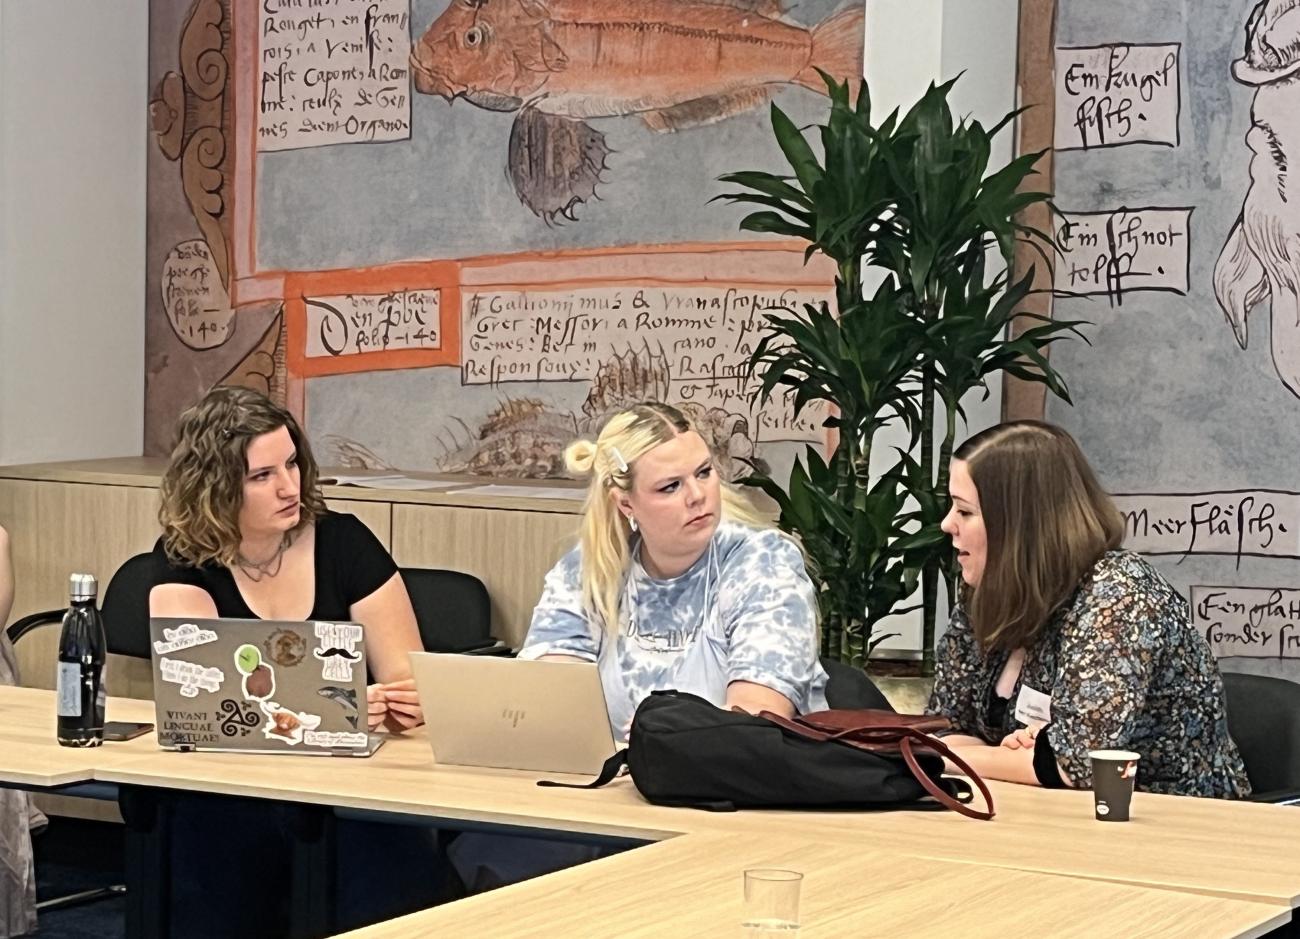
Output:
[{"xmin": 57, "ymin": 662, "xmax": 82, "ymax": 717}]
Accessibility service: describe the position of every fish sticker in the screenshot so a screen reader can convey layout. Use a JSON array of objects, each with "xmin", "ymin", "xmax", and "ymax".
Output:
[
  {"xmin": 410, "ymin": 0, "xmax": 864, "ymax": 220},
  {"xmin": 1214, "ymin": 0, "xmax": 1300, "ymax": 397},
  {"xmin": 318, "ymin": 685, "xmax": 361, "ymax": 730},
  {"xmin": 314, "ymin": 622, "xmax": 364, "ymax": 681}
]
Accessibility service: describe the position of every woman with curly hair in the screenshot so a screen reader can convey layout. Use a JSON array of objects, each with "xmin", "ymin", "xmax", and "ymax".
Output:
[
  {"xmin": 148, "ymin": 387, "xmax": 446, "ymax": 936},
  {"xmin": 150, "ymin": 385, "xmax": 423, "ymax": 731}
]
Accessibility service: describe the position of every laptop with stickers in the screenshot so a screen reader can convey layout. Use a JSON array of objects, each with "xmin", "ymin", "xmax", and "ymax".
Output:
[
  {"xmin": 148, "ymin": 617, "xmax": 384, "ymax": 756},
  {"xmin": 410, "ymin": 652, "xmax": 618, "ymax": 775}
]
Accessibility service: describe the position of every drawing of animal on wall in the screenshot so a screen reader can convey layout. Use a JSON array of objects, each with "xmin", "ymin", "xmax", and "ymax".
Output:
[
  {"xmin": 325, "ymin": 345, "xmax": 767, "ymax": 479},
  {"xmin": 409, "ymin": 0, "xmax": 864, "ymax": 220},
  {"xmin": 1213, "ymin": 0, "xmax": 1300, "ymax": 398}
]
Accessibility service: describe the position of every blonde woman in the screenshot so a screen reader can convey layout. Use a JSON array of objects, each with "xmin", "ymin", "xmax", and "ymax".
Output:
[
  {"xmin": 928, "ymin": 421, "xmax": 1249, "ymax": 798},
  {"xmin": 520, "ymin": 402, "xmax": 828, "ymax": 734}
]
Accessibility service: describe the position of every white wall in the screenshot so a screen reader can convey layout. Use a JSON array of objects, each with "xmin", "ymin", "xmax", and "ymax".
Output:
[
  {"xmin": 0, "ymin": 0, "xmax": 148, "ymax": 465},
  {"xmin": 864, "ymin": 0, "xmax": 1020, "ymax": 654}
]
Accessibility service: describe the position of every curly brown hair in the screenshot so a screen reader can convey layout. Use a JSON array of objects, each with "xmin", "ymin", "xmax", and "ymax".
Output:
[{"xmin": 158, "ymin": 386, "xmax": 327, "ymax": 568}]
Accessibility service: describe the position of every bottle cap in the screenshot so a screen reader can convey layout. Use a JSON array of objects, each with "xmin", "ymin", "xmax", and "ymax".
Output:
[{"xmin": 69, "ymin": 573, "xmax": 98, "ymax": 601}]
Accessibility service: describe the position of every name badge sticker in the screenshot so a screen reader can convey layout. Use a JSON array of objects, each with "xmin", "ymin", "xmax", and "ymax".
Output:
[{"xmin": 1015, "ymin": 684, "xmax": 1052, "ymax": 726}]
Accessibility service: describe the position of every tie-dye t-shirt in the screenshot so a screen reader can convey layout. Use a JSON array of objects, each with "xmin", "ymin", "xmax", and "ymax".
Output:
[{"xmin": 520, "ymin": 522, "xmax": 827, "ymax": 731}]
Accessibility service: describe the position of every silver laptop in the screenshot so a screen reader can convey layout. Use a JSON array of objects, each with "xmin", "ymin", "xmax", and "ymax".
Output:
[
  {"xmin": 410, "ymin": 652, "xmax": 617, "ymax": 774},
  {"xmin": 149, "ymin": 617, "xmax": 383, "ymax": 757}
]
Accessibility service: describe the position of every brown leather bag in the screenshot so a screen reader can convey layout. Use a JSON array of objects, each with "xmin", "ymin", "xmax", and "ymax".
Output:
[{"xmin": 759, "ymin": 708, "xmax": 996, "ymax": 820}]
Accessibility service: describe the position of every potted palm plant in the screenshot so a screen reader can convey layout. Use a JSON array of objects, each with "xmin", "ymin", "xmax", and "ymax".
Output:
[{"xmin": 718, "ymin": 75, "xmax": 1084, "ymax": 678}]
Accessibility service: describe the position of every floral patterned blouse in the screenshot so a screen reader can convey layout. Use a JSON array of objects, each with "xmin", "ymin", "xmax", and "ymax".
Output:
[{"xmin": 927, "ymin": 551, "xmax": 1251, "ymax": 798}]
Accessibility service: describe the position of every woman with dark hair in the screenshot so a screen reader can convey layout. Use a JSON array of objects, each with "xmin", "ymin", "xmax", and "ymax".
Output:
[
  {"xmin": 927, "ymin": 421, "xmax": 1249, "ymax": 798},
  {"xmin": 151, "ymin": 385, "xmax": 422, "ymax": 731}
]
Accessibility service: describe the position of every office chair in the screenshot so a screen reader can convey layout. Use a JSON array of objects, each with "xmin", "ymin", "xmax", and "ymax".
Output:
[
  {"xmin": 1222, "ymin": 671, "xmax": 1300, "ymax": 803},
  {"xmin": 3, "ymin": 553, "xmax": 156, "ymax": 913},
  {"xmin": 400, "ymin": 567, "xmax": 509, "ymax": 655},
  {"xmin": 821, "ymin": 657, "xmax": 894, "ymax": 711}
]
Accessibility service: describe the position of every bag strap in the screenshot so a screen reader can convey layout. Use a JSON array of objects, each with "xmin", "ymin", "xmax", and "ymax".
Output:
[
  {"xmin": 536, "ymin": 749, "xmax": 628, "ymax": 790},
  {"xmin": 760, "ymin": 711, "xmax": 995, "ymax": 820}
]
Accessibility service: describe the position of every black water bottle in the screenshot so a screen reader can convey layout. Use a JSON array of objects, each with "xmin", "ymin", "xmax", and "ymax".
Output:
[{"xmin": 56, "ymin": 573, "xmax": 107, "ymax": 747}]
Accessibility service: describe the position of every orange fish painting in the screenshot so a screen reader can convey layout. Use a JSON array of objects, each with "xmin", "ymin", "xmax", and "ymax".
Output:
[{"xmin": 411, "ymin": 0, "xmax": 864, "ymax": 221}]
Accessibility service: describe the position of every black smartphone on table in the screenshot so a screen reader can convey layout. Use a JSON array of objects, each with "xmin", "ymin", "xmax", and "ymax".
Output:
[{"xmin": 103, "ymin": 721, "xmax": 154, "ymax": 742}]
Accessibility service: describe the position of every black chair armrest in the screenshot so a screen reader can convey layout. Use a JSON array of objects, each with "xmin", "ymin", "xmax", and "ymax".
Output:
[
  {"xmin": 458, "ymin": 641, "xmax": 515, "ymax": 657},
  {"xmin": 1247, "ymin": 788, "xmax": 1300, "ymax": 805},
  {"xmin": 6, "ymin": 609, "xmax": 65, "ymax": 645}
]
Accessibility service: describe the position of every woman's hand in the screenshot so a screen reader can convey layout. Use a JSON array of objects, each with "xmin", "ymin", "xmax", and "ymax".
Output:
[
  {"xmin": 378, "ymin": 678, "xmax": 423, "ymax": 731},
  {"xmin": 999, "ymin": 724, "xmax": 1042, "ymax": 750},
  {"xmin": 366, "ymin": 683, "xmax": 389, "ymax": 731}
]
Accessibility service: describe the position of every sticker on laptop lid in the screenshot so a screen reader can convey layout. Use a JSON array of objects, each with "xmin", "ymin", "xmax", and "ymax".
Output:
[
  {"xmin": 260, "ymin": 704, "xmax": 321, "ymax": 746},
  {"xmin": 264, "ymin": 628, "xmax": 307, "ymax": 667},
  {"xmin": 317, "ymin": 685, "xmax": 360, "ymax": 729},
  {"xmin": 234, "ymin": 645, "xmax": 277, "ymax": 701},
  {"xmin": 217, "ymin": 698, "xmax": 260, "ymax": 737},
  {"xmin": 159, "ymin": 657, "xmax": 224, "ymax": 697},
  {"xmin": 303, "ymin": 730, "xmax": 368, "ymax": 749},
  {"xmin": 153, "ymin": 622, "xmax": 219, "ymax": 655},
  {"xmin": 313, "ymin": 623, "xmax": 364, "ymax": 681}
]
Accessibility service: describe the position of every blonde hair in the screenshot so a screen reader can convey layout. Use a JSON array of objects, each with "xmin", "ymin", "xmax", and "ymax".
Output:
[
  {"xmin": 568, "ymin": 402, "xmax": 770, "ymax": 634},
  {"xmin": 158, "ymin": 386, "xmax": 328, "ymax": 568},
  {"xmin": 956, "ymin": 420, "xmax": 1125, "ymax": 651}
]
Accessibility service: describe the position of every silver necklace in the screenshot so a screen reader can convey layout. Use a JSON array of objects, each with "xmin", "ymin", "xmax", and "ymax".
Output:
[{"xmin": 236, "ymin": 532, "xmax": 292, "ymax": 582}]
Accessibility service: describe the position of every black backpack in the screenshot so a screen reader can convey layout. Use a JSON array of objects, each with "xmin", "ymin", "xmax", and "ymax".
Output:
[{"xmin": 542, "ymin": 690, "xmax": 995, "ymax": 819}]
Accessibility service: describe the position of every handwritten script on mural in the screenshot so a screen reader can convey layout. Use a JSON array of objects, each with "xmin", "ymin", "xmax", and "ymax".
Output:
[
  {"xmin": 1191, "ymin": 586, "xmax": 1300, "ymax": 659},
  {"xmin": 1053, "ymin": 207, "xmax": 1192, "ymax": 300},
  {"xmin": 460, "ymin": 286, "xmax": 833, "ymax": 441},
  {"xmin": 305, "ymin": 290, "xmax": 441, "ymax": 358},
  {"xmin": 1055, "ymin": 44, "xmax": 1181, "ymax": 150},
  {"xmin": 162, "ymin": 240, "xmax": 234, "ymax": 350},
  {"xmin": 1115, "ymin": 491, "xmax": 1300, "ymax": 561},
  {"xmin": 258, "ymin": 0, "xmax": 411, "ymax": 151}
]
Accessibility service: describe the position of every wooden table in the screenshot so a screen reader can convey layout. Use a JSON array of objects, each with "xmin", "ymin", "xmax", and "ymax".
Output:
[
  {"xmin": 337, "ymin": 832, "xmax": 1290, "ymax": 939},
  {"xmin": 1, "ymin": 686, "xmax": 1297, "ymax": 938}
]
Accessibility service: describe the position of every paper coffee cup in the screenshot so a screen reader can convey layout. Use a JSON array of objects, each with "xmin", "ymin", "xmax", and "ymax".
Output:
[{"xmin": 1089, "ymin": 749, "xmax": 1140, "ymax": 821}]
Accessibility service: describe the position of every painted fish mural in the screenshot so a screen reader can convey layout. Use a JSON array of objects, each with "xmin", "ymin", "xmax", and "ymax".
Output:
[{"xmin": 411, "ymin": 0, "xmax": 864, "ymax": 220}]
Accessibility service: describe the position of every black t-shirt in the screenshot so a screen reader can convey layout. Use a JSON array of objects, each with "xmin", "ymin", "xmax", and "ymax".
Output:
[{"xmin": 150, "ymin": 512, "xmax": 397, "ymax": 620}]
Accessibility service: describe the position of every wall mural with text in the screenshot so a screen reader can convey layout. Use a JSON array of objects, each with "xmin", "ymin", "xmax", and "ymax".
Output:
[
  {"xmin": 1035, "ymin": 0, "xmax": 1300, "ymax": 681},
  {"xmin": 144, "ymin": 0, "xmax": 864, "ymax": 482}
]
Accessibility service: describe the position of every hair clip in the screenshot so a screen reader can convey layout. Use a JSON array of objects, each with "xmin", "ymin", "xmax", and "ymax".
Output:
[{"xmin": 608, "ymin": 446, "xmax": 629, "ymax": 474}]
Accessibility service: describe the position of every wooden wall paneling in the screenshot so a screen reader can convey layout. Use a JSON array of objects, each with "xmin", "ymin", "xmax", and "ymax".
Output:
[
  {"xmin": 391, "ymin": 504, "xmax": 578, "ymax": 648},
  {"xmin": 326, "ymin": 498, "xmax": 392, "ymax": 548},
  {"xmin": 0, "ymin": 479, "xmax": 161, "ymax": 691}
]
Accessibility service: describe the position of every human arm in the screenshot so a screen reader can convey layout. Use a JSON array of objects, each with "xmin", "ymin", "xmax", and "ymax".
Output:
[
  {"xmin": 1040, "ymin": 560, "xmax": 1159, "ymax": 789},
  {"xmin": 517, "ymin": 548, "xmax": 599, "ymax": 663},
  {"xmin": 351, "ymin": 571, "xmax": 423, "ymax": 732},
  {"xmin": 721, "ymin": 531, "xmax": 820, "ymax": 719},
  {"xmin": 148, "ymin": 539, "xmax": 221, "ymax": 619},
  {"xmin": 0, "ymin": 525, "xmax": 13, "ymax": 629},
  {"xmin": 926, "ymin": 606, "xmax": 987, "ymax": 737}
]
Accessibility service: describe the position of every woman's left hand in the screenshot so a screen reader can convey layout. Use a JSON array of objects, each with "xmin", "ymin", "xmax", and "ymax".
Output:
[
  {"xmin": 378, "ymin": 678, "xmax": 424, "ymax": 731},
  {"xmin": 999, "ymin": 725, "xmax": 1041, "ymax": 750}
]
